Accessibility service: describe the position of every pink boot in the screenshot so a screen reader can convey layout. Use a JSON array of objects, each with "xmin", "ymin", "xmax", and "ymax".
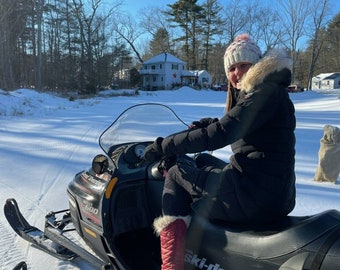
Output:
[{"xmin": 153, "ymin": 215, "xmax": 191, "ymax": 270}]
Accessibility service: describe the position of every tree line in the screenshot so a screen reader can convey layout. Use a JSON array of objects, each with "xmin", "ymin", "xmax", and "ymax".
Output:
[{"xmin": 0, "ymin": 0, "xmax": 339, "ymax": 93}]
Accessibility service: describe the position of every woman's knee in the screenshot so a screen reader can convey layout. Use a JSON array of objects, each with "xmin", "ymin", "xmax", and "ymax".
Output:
[{"xmin": 166, "ymin": 164, "xmax": 180, "ymax": 180}]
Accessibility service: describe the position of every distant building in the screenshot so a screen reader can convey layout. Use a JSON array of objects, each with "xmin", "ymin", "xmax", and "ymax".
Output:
[
  {"xmin": 312, "ymin": 73, "xmax": 340, "ymax": 90},
  {"xmin": 139, "ymin": 52, "xmax": 211, "ymax": 90},
  {"xmin": 181, "ymin": 70, "xmax": 211, "ymax": 89},
  {"xmin": 113, "ymin": 69, "xmax": 130, "ymax": 81}
]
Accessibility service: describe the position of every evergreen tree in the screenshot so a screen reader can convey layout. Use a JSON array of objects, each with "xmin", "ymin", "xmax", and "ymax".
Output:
[
  {"xmin": 165, "ymin": 0, "xmax": 204, "ymax": 69},
  {"xmin": 150, "ymin": 28, "xmax": 172, "ymax": 55},
  {"xmin": 200, "ymin": 0, "xmax": 224, "ymax": 70},
  {"xmin": 325, "ymin": 12, "xmax": 340, "ymax": 71}
]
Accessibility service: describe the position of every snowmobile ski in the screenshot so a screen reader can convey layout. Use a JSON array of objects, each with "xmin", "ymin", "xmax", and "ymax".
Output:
[
  {"xmin": 12, "ymin": 261, "xmax": 27, "ymax": 270},
  {"xmin": 4, "ymin": 198, "xmax": 111, "ymax": 269},
  {"xmin": 4, "ymin": 198, "xmax": 77, "ymax": 261}
]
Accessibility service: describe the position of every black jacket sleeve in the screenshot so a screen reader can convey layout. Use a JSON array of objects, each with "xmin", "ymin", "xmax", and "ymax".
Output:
[{"xmin": 161, "ymin": 81, "xmax": 284, "ymax": 157}]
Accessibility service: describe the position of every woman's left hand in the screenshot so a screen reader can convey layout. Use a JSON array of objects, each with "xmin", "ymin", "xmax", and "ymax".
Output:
[{"xmin": 144, "ymin": 137, "xmax": 164, "ymax": 161}]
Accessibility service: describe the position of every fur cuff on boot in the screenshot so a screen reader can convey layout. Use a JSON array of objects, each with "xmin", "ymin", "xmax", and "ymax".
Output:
[{"xmin": 153, "ymin": 215, "xmax": 191, "ymax": 236}]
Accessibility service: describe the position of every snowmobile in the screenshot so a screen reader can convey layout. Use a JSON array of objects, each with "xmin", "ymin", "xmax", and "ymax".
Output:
[{"xmin": 4, "ymin": 103, "xmax": 340, "ymax": 270}]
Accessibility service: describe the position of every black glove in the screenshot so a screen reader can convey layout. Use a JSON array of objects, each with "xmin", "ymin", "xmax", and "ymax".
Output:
[
  {"xmin": 144, "ymin": 137, "xmax": 164, "ymax": 162},
  {"xmin": 158, "ymin": 155, "xmax": 177, "ymax": 177},
  {"xmin": 191, "ymin": 117, "xmax": 218, "ymax": 128},
  {"xmin": 164, "ymin": 155, "xmax": 177, "ymax": 170}
]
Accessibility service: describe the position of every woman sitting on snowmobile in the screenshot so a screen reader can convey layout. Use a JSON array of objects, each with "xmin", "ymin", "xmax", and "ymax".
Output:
[{"xmin": 144, "ymin": 33, "xmax": 296, "ymax": 270}]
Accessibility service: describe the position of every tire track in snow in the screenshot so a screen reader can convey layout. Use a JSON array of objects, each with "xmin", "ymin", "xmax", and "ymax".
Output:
[
  {"xmin": 0, "ymin": 119, "xmax": 98, "ymax": 269},
  {"xmin": 0, "ymin": 113, "xmax": 108, "ymax": 269},
  {"xmin": 21, "ymin": 122, "xmax": 100, "ymax": 266},
  {"xmin": 36, "ymin": 124, "xmax": 99, "ymax": 207},
  {"xmin": 0, "ymin": 155, "xmax": 95, "ymax": 270},
  {"xmin": 0, "ymin": 182, "xmax": 53, "ymax": 269},
  {"xmin": 0, "ymin": 221, "xmax": 27, "ymax": 270}
]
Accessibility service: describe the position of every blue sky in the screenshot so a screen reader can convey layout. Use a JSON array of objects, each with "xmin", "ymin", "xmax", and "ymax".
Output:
[
  {"xmin": 122, "ymin": 0, "xmax": 173, "ymax": 14},
  {"xmin": 121, "ymin": 0, "xmax": 340, "ymax": 51},
  {"xmin": 122, "ymin": 0, "xmax": 340, "ymax": 17}
]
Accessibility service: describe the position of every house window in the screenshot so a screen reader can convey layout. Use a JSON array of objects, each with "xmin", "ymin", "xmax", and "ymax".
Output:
[
  {"xmin": 151, "ymin": 65, "xmax": 156, "ymax": 70},
  {"xmin": 153, "ymin": 76, "xmax": 156, "ymax": 82},
  {"xmin": 172, "ymin": 64, "xmax": 178, "ymax": 70},
  {"xmin": 160, "ymin": 64, "xmax": 162, "ymax": 69}
]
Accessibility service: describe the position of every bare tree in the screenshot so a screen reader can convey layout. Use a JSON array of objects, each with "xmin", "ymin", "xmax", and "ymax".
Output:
[
  {"xmin": 242, "ymin": 4, "xmax": 284, "ymax": 52},
  {"xmin": 111, "ymin": 13, "xmax": 145, "ymax": 63},
  {"xmin": 43, "ymin": 0, "xmax": 76, "ymax": 91},
  {"xmin": 0, "ymin": 0, "xmax": 29, "ymax": 90},
  {"xmin": 71, "ymin": 0, "xmax": 120, "ymax": 92},
  {"xmin": 139, "ymin": 6, "xmax": 177, "ymax": 57},
  {"xmin": 33, "ymin": 0, "xmax": 44, "ymax": 91},
  {"xmin": 305, "ymin": 0, "xmax": 331, "ymax": 89},
  {"xmin": 326, "ymin": 13, "xmax": 340, "ymax": 72},
  {"xmin": 276, "ymin": 0, "xmax": 311, "ymax": 82},
  {"xmin": 222, "ymin": 0, "xmax": 250, "ymax": 43}
]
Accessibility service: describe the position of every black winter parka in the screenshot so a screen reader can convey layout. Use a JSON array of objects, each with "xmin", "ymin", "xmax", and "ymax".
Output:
[{"xmin": 161, "ymin": 49, "xmax": 296, "ymax": 224}]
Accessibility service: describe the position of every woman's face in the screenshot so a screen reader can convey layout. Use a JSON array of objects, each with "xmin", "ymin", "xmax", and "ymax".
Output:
[{"xmin": 228, "ymin": 62, "xmax": 252, "ymax": 89}]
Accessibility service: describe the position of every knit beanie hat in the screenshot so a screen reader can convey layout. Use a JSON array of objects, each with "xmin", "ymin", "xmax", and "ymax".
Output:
[{"xmin": 224, "ymin": 33, "xmax": 262, "ymax": 73}]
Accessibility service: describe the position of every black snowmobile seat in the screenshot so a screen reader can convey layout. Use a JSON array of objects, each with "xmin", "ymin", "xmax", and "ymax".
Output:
[{"xmin": 188, "ymin": 209, "xmax": 340, "ymax": 259}]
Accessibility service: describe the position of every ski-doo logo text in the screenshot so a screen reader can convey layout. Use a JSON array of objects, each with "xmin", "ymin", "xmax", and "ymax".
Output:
[{"xmin": 185, "ymin": 249, "xmax": 224, "ymax": 270}]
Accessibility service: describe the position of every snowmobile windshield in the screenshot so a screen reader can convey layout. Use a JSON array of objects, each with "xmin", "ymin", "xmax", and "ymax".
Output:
[{"xmin": 99, "ymin": 103, "xmax": 188, "ymax": 157}]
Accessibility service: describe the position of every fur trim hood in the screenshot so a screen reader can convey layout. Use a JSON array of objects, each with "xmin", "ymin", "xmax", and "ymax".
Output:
[{"xmin": 241, "ymin": 48, "xmax": 293, "ymax": 92}]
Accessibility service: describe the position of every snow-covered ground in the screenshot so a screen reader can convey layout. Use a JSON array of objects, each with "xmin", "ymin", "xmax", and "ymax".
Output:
[{"xmin": 0, "ymin": 87, "xmax": 339, "ymax": 269}]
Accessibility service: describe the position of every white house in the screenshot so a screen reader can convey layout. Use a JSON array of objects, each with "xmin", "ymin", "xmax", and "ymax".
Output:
[
  {"xmin": 312, "ymin": 73, "xmax": 340, "ymax": 90},
  {"xmin": 139, "ymin": 52, "xmax": 211, "ymax": 90},
  {"xmin": 139, "ymin": 53, "xmax": 186, "ymax": 90},
  {"xmin": 181, "ymin": 70, "xmax": 211, "ymax": 88}
]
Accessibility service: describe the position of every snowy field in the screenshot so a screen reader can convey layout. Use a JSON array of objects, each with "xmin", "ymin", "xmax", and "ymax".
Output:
[{"xmin": 0, "ymin": 87, "xmax": 339, "ymax": 269}]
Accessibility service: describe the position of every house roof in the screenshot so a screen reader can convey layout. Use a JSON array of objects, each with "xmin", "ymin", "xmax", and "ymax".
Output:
[
  {"xmin": 181, "ymin": 70, "xmax": 210, "ymax": 77},
  {"xmin": 313, "ymin": 72, "xmax": 340, "ymax": 80},
  {"xmin": 193, "ymin": 70, "xmax": 209, "ymax": 76},
  {"xmin": 324, "ymin": 73, "xmax": 340, "ymax": 79},
  {"xmin": 143, "ymin": 52, "xmax": 186, "ymax": 65},
  {"xmin": 181, "ymin": 70, "xmax": 195, "ymax": 77}
]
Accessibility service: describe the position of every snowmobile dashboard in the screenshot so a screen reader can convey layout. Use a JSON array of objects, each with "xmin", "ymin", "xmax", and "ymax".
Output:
[{"xmin": 105, "ymin": 142, "xmax": 153, "ymax": 170}]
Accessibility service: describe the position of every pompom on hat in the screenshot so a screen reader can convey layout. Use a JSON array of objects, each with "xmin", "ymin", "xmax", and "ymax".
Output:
[{"xmin": 224, "ymin": 33, "xmax": 262, "ymax": 73}]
